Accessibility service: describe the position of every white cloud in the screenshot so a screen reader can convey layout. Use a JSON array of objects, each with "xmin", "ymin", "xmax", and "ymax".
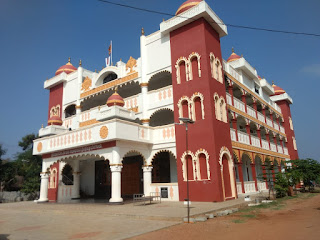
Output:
[{"xmin": 301, "ymin": 64, "xmax": 320, "ymax": 77}]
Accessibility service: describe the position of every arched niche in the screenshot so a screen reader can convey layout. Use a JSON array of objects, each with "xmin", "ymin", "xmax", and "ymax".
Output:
[
  {"xmin": 148, "ymin": 71, "xmax": 172, "ymax": 91},
  {"xmin": 149, "ymin": 108, "xmax": 174, "ymax": 127}
]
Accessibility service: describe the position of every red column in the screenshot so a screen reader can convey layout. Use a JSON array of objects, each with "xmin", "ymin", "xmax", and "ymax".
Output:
[
  {"xmin": 237, "ymin": 163, "xmax": 245, "ymax": 193},
  {"xmin": 262, "ymin": 164, "xmax": 269, "ymax": 190},
  {"xmin": 256, "ymin": 129, "xmax": 262, "ymax": 148},
  {"xmin": 251, "ymin": 164, "xmax": 258, "ymax": 191},
  {"xmin": 228, "ymin": 86, "xmax": 234, "ymax": 106},
  {"xmin": 246, "ymin": 124, "xmax": 251, "ymax": 145},
  {"xmin": 241, "ymin": 94, "xmax": 247, "ymax": 113},
  {"xmin": 232, "ymin": 119, "xmax": 238, "ymax": 141}
]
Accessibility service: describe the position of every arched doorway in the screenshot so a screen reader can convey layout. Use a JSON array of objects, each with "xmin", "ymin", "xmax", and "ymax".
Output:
[
  {"xmin": 94, "ymin": 160, "xmax": 111, "ymax": 199},
  {"xmin": 219, "ymin": 148, "xmax": 236, "ymax": 200},
  {"xmin": 222, "ymin": 154, "xmax": 232, "ymax": 199},
  {"xmin": 122, "ymin": 151, "xmax": 144, "ymax": 199},
  {"xmin": 152, "ymin": 151, "xmax": 177, "ymax": 183},
  {"xmin": 242, "ymin": 154, "xmax": 253, "ymax": 182}
]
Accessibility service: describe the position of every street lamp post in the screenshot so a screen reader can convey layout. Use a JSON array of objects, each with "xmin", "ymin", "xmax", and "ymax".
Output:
[{"xmin": 178, "ymin": 117, "xmax": 194, "ymax": 223}]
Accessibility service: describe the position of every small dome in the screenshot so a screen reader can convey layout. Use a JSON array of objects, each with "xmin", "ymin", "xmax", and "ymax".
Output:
[
  {"xmin": 272, "ymin": 83, "xmax": 286, "ymax": 96},
  {"xmin": 106, "ymin": 89, "xmax": 125, "ymax": 107},
  {"xmin": 176, "ymin": 0, "xmax": 202, "ymax": 15},
  {"xmin": 48, "ymin": 115, "xmax": 63, "ymax": 126},
  {"xmin": 227, "ymin": 48, "xmax": 241, "ymax": 63},
  {"xmin": 55, "ymin": 57, "xmax": 77, "ymax": 76}
]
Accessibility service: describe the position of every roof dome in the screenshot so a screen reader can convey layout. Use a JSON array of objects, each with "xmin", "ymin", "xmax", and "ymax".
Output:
[
  {"xmin": 272, "ymin": 82, "xmax": 286, "ymax": 96},
  {"xmin": 227, "ymin": 48, "xmax": 241, "ymax": 63},
  {"xmin": 106, "ymin": 88, "xmax": 125, "ymax": 107},
  {"xmin": 176, "ymin": 0, "xmax": 202, "ymax": 15},
  {"xmin": 48, "ymin": 115, "xmax": 63, "ymax": 126},
  {"xmin": 55, "ymin": 57, "xmax": 77, "ymax": 76}
]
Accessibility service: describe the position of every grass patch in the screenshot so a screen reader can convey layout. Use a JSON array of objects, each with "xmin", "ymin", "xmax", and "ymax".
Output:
[
  {"xmin": 240, "ymin": 214, "xmax": 256, "ymax": 218},
  {"xmin": 232, "ymin": 219, "xmax": 245, "ymax": 224}
]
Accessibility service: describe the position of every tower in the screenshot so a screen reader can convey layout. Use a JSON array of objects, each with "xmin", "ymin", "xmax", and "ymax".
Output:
[{"xmin": 163, "ymin": 0, "xmax": 236, "ymax": 201}]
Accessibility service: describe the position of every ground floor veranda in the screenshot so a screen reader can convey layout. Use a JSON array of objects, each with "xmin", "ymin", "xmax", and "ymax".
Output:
[{"xmin": 38, "ymin": 142, "xmax": 285, "ymax": 203}]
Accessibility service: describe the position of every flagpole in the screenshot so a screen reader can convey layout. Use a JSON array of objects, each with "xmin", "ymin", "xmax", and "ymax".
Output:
[{"xmin": 111, "ymin": 40, "xmax": 113, "ymax": 66}]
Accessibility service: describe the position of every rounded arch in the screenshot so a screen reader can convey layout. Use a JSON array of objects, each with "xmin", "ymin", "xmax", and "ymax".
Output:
[
  {"xmin": 219, "ymin": 146, "xmax": 236, "ymax": 200},
  {"xmin": 122, "ymin": 150, "xmax": 146, "ymax": 164},
  {"xmin": 149, "ymin": 108, "xmax": 174, "ymax": 127},
  {"xmin": 177, "ymin": 96, "xmax": 191, "ymax": 119},
  {"xmin": 195, "ymin": 149, "xmax": 210, "ymax": 180},
  {"xmin": 233, "ymin": 150, "xmax": 240, "ymax": 163},
  {"xmin": 61, "ymin": 163, "xmax": 74, "ymax": 185},
  {"xmin": 151, "ymin": 150, "xmax": 177, "ymax": 183},
  {"xmin": 64, "ymin": 104, "xmax": 76, "ymax": 118},
  {"xmin": 181, "ymin": 151, "xmax": 195, "ymax": 181},
  {"xmin": 241, "ymin": 152, "xmax": 253, "ymax": 182},
  {"xmin": 241, "ymin": 151, "xmax": 253, "ymax": 164},
  {"xmin": 219, "ymin": 96, "xmax": 227, "ymax": 123},
  {"xmin": 188, "ymin": 52, "xmax": 201, "ymax": 80},
  {"xmin": 151, "ymin": 150, "xmax": 176, "ymax": 164},
  {"xmin": 95, "ymin": 67, "xmax": 120, "ymax": 87},
  {"xmin": 191, "ymin": 92, "xmax": 205, "ymax": 121},
  {"xmin": 148, "ymin": 70, "xmax": 172, "ymax": 91},
  {"xmin": 175, "ymin": 57, "xmax": 189, "ymax": 84}
]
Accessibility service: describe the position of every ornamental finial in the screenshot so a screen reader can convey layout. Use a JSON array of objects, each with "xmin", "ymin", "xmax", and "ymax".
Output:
[
  {"xmin": 232, "ymin": 47, "xmax": 234, "ymax": 53},
  {"xmin": 272, "ymin": 81, "xmax": 274, "ymax": 85},
  {"xmin": 141, "ymin": 27, "xmax": 145, "ymax": 36},
  {"xmin": 114, "ymin": 86, "xmax": 118, "ymax": 93},
  {"xmin": 79, "ymin": 59, "xmax": 82, "ymax": 66},
  {"xmin": 68, "ymin": 57, "xmax": 71, "ymax": 63}
]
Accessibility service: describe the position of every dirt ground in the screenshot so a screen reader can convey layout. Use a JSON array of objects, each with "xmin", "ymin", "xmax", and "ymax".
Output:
[{"xmin": 130, "ymin": 193, "xmax": 320, "ymax": 240}]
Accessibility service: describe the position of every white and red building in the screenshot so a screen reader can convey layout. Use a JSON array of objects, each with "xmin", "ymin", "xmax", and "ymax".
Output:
[{"xmin": 33, "ymin": 0, "xmax": 299, "ymax": 203}]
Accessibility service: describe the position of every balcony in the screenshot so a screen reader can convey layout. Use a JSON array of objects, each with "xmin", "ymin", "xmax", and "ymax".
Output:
[
  {"xmin": 266, "ymin": 117, "xmax": 273, "ymax": 128},
  {"xmin": 251, "ymin": 135, "xmax": 261, "ymax": 148},
  {"xmin": 247, "ymin": 105, "xmax": 256, "ymax": 119},
  {"xmin": 148, "ymin": 86, "xmax": 173, "ymax": 110},
  {"xmin": 257, "ymin": 112, "xmax": 265, "ymax": 123},
  {"xmin": 233, "ymin": 97, "xmax": 246, "ymax": 112},
  {"xmin": 237, "ymin": 131, "xmax": 250, "ymax": 145},
  {"xmin": 261, "ymin": 139, "xmax": 270, "ymax": 150}
]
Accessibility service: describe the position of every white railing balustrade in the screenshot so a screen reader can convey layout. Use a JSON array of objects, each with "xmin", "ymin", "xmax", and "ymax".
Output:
[
  {"xmin": 247, "ymin": 105, "xmax": 257, "ymax": 119},
  {"xmin": 251, "ymin": 135, "xmax": 261, "ymax": 148},
  {"xmin": 236, "ymin": 182, "xmax": 243, "ymax": 194},
  {"xmin": 274, "ymin": 122, "xmax": 280, "ymax": 131},
  {"xmin": 244, "ymin": 181, "xmax": 256, "ymax": 193},
  {"xmin": 257, "ymin": 112, "xmax": 265, "ymax": 123},
  {"xmin": 277, "ymin": 145, "xmax": 283, "ymax": 154},
  {"xmin": 270, "ymin": 142, "xmax": 277, "ymax": 152},
  {"xmin": 266, "ymin": 117, "xmax": 273, "ymax": 128},
  {"xmin": 237, "ymin": 131, "xmax": 250, "ymax": 145},
  {"xmin": 283, "ymin": 147, "xmax": 288, "ymax": 155},
  {"xmin": 233, "ymin": 98, "xmax": 246, "ymax": 112},
  {"xmin": 280, "ymin": 126, "xmax": 285, "ymax": 134},
  {"xmin": 261, "ymin": 139, "xmax": 270, "ymax": 150},
  {"xmin": 257, "ymin": 181, "xmax": 267, "ymax": 191},
  {"xmin": 226, "ymin": 93, "xmax": 233, "ymax": 105},
  {"xmin": 230, "ymin": 129, "xmax": 236, "ymax": 141}
]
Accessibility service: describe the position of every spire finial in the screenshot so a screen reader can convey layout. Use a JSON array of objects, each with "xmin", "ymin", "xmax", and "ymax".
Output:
[
  {"xmin": 232, "ymin": 47, "xmax": 234, "ymax": 53},
  {"xmin": 272, "ymin": 81, "xmax": 275, "ymax": 85},
  {"xmin": 79, "ymin": 59, "xmax": 82, "ymax": 66},
  {"xmin": 68, "ymin": 57, "xmax": 71, "ymax": 63},
  {"xmin": 95, "ymin": 69, "xmax": 97, "ymax": 73},
  {"xmin": 115, "ymin": 86, "xmax": 118, "ymax": 93},
  {"xmin": 141, "ymin": 27, "xmax": 145, "ymax": 36}
]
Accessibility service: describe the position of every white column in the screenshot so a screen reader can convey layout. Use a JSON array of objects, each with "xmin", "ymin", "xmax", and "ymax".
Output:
[
  {"xmin": 109, "ymin": 165, "xmax": 123, "ymax": 203},
  {"xmin": 142, "ymin": 166, "xmax": 153, "ymax": 196},
  {"xmin": 38, "ymin": 172, "xmax": 49, "ymax": 202},
  {"xmin": 72, "ymin": 160, "xmax": 80, "ymax": 199}
]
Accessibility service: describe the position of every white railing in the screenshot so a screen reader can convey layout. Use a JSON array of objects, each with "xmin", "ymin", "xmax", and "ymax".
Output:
[
  {"xmin": 124, "ymin": 95, "xmax": 139, "ymax": 110},
  {"xmin": 237, "ymin": 131, "xmax": 250, "ymax": 145},
  {"xmin": 251, "ymin": 135, "xmax": 261, "ymax": 148},
  {"xmin": 230, "ymin": 129, "xmax": 237, "ymax": 141},
  {"xmin": 280, "ymin": 126, "xmax": 285, "ymax": 134},
  {"xmin": 277, "ymin": 145, "xmax": 283, "ymax": 154},
  {"xmin": 233, "ymin": 98, "xmax": 246, "ymax": 113},
  {"xmin": 153, "ymin": 124, "xmax": 175, "ymax": 143},
  {"xmin": 270, "ymin": 142, "xmax": 277, "ymax": 152},
  {"xmin": 236, "ymin": 182, "xmax": 242, "ymax": 194},
  {"xmin": 274, "ymin": 103, "xmax": 282, "ymax": 114},
  {"xmin": 247, "ymin": 105, "xmax": 256, "ymax": 119},
  {"xmin": 257, "ymin": 181, "xmax": 267, "ymax": 191},
  {"xmin": 226, "ymin": 93, "xmax": 233, "ymax": 105},
  {"xmin": 283, "ymin": 147, "xmax": 288, "ymax": 155},
  {"xmin": 244, "ymin": 181, "xmax": 256, "ymax": 193},
  {"xmin": 257, "ymin": 112, "xmax": 265, "ymax": 123},
  {"xmin": 63, "ymin": 116, "xmax": 76, "ymax": 129},
  {"xmin": 261, "ymin": 139, "xmax": 270, "ymax": 150},
  {"xmin": 266, "ymin": 117, "xmax": 273, "ymax": 128},
  {"xmin": 274, "ymin": 122, "xmax": 280, "ymax": 131}
]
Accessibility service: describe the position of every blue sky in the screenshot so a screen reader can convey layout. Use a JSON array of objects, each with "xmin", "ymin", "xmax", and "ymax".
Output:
[{"xmin": 0, "ymin": 0, "xmax": 319, "ymax": 160}]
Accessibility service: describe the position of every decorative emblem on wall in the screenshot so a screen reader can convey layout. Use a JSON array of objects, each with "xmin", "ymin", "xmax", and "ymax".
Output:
[
  {"xmin": 99, "ymin": 126, "xmax": 109, "ymax": 139},
  {"xmin": 50, "ymin": 105, "xmax": 60, "ymax": 118},
  {"xmin": 37, "ymin": 142, "xmax": 43, "ymax": 152},
  {"xmin": 81, "ymin": 76, "xmax": 92, "ymax": 92},
  {"xmin": 126, "ymin": 56, "xmax": 137, "ymax": 74}
]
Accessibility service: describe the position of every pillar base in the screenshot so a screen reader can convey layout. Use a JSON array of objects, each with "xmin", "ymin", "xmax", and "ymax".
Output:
[
  {"xmin": 36, "ymin": 198, "xmax": 48, "ymax": 203},
  {"xmin": 108, "ymin": 197, "xmax": 123, "ymax": 204}
]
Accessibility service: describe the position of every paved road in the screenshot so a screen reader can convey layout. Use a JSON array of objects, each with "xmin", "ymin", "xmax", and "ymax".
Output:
[{"xmin": 0, "ymin": 196, "xmax": 253, "ymax": 240}]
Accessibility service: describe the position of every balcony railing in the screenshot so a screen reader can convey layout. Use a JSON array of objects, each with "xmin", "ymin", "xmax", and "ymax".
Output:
[
  {"xmin": 270, "ymin": 142, "xmax": 277, "ymax": 152},
  {"xmin": 261, "ymin": 139, "xmax": 270, "ymax": 150},
  {"xmin": 257, "ymin": 112, "xmax": 265, "ymax": 123},
  {"xmin": 244, "ymin": 181, "xmax": 256, "ymax": 193},
  {"xmin": 280, "ymin": 126, "xmax": 285, "ymax": 134},
  {"xmin": 266, "ymin": 117, "xmax": 273, "ymax": 128},
  {"xmin": 237, "ymin": 131, "xmax": 250, "ymax": 145},
  {"xmin": 257, "ymin": 181, "xmax": 267, "ymax": 191},
  {"xmin": 236, "ymin": 182, "xmax": 242, "ymax": 194},
  {"xmin": 230, "ymin": 129, "xmax": 236, "ymax": 141},
  {"xmin": 226, "ymin": 93, "xmax": 232, "ymax": 105},
  {"xmin": 247, "ymin": 105, "xmax": 256, "ymax": 119},
  {"xmin": 283, "ymin": 147, "xmax": 288, "ymax": 155},
  {"xmin": 233, "ymin": 98, "xmax": 246, "ymax": 112},
  {"xmin": 273, "ymin": 122, "xmax": 280, "ymax": 131},
  {"xmin": 251, "ymin": 135, "xmax": 261, "ymax": 148},
  {"xmin": 277, "ymin": 145, "xmax": 283, "ymax": 154}
]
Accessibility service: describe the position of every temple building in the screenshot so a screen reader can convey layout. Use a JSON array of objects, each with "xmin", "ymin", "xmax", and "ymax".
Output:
[{"xmin": 33, "ymin": 0, "xmax": 299, "ymax": 203}]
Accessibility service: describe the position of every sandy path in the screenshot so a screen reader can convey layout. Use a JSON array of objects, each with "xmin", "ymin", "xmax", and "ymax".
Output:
[{"xmin": 130, "ymin": 193, "xmax": 320, "ymax": 240}]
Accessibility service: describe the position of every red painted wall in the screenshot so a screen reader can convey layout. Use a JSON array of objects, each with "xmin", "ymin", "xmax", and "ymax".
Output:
[
  {"xmin": 48, "ymin": 162, "xmax": 59, "ymax": 202},
  {"xmin": 47, "ymin": 83, "xmax": 64, "ymax": 123},
  {"xmin": 276, "ymin": 100, "xmax": 299, "ymax": 160},
  {"xmin": 170, "ymin": 18, "xmax": 234, "ymax": 202}
]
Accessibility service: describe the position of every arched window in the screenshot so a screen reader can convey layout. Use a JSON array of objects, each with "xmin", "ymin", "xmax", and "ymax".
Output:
[
  {"xmin": 182, "ymin": 100, "xmax": 189, "ymax": 118},
  {"xmin": 214, "ymin": 93, "xmax": 221, "ymax": 121},
  {"xmin": 214, "ymin": 59, "xmax": 223, "ymax": 83},
  {"xmin": 194, "ymin": 97, "xmax": 202, "ymax": 121},
  {"xmin": 181, "ymin": 152, "xmax": 195, "ymax": 181},
  {"xmin": 293, "ymin": 136, "xmax": 297, "ymax": 150},
  {"xmin": 103, "ymin": 73, "xmax": 118, "ymax": 84},
  {"xmin": 220, "ymin": 97, "xmax": 227, "ymax": 123},
  {"xmin": 188, "ymin": 52, "xmax": 201, "ymax": 80},
  {"xmin": 197, "ymin": 152, "xmax": 210, "ymax": 180},
  {"xmin": 289, "ymin": 117, "xmax": 294, "ymax": 130},
  {"xmin": 175, "ymin": 57, "xmax": 188, "ymax": 84},
  {"xmin": 49, "ymin": 169, "xmax": 57, "ymax": 189},
  {"xmin": 62, "ymin": 164, "xmax": 73, "ymax": 185},
  {"xmin": 210, "ymin": 53, "xmax": 215, "ymax": 79}
]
